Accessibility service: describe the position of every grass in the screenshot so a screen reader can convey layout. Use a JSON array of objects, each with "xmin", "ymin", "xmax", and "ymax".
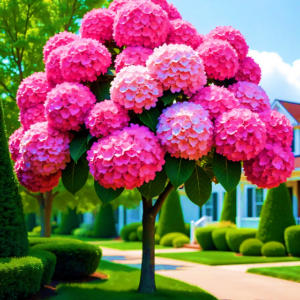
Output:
[
  {"xmin": 94, "ymin": 241, "xmax": 171, "ymax": 251},
  {"xmin": 50, "ymin": 260, "xmax": 218, "ymax": 300},
  {"xmin": 247, "ymin": 265, "xmax": 300, "ymax": 283},
  {"xmin": 156, "ymin": 251, "xmax": 300, "ymax": 266}
]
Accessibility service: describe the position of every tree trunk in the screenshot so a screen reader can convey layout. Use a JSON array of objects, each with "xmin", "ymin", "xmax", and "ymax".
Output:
[
  {"xmin": 138, "ymin": 197, "xmax": 156, "ymax": 294},
  {"xmin": 44, "ymin": 192, "xmax": 54, "ymax": 238},
  {"xmin": 38, "ymin": 194, "xmax": 46, "ymax": 237}
]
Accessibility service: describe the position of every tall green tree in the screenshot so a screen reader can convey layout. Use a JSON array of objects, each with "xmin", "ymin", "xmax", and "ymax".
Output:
[{"xmin": 220, "ymin": 189, "xmax": 237, "ymax": 224}]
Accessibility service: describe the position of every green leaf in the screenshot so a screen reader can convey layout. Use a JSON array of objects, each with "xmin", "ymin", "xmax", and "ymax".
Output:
[
  {"xmin": 90, "ymin": 80, "xmax": 111, "ymax": 102},
  {"xmin": 70, "ymin": 132, "xmax": 89, "ymax": 163},
  {"xmin": 160, "ymin": 90, "xmax": 181, "ymax": 106},
  {"xmin": 185, "ymin": 165, "xmax": 212, "ymax": 207},
  {"xmin": 212, "ymin": 152, "xmax": 241, "ymax": 193},
  {"xmin": 87, "ymin": 133, "xmax": 93, "ymax": 143},
  {"xmin": 164, "ymin": 154, "xmax": 195, "ymax": 189},
  {"xmin": 138, "ymin": 107, "xmax": 161, "ymax": 132},
  {"xmin": 94, "ymin": 180, "xmax": 124, "ymax": 205},
  {"xmin": 137, "ymin": 168, "xmax": 168, "ymax": 200},
  {"xmin": 62, "ymin": 155, "xmax": 89, "ymax": 195},
  {"xmin": 106, "ymin": 67, "xmax": 115, "ymax": 76}
]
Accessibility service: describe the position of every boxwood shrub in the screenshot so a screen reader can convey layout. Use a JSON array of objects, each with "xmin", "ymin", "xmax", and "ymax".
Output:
[
  {"xmin": 137, "ymin": 226, "xmax": 143, "ymax": 241},
  {"xmin": 285, "ymin": 225, "xmax": 300, "ymax": 257},
  {"xmin": 31, "ymin": 242, "xmax": 101, "ymax": 279},
  {"xmin": 28, "ymin": 237, "xmax": 82, "ymax": 247},
  {"xmin": 212, "ymin": 228, "xmax": 233, "ymax": 251},
  {"xmin": 160, "ymin": 232, "xmax": 188, "ymax": 247},
  {"xmin": 195, "ymin": 227, "xmax": 216, "ymax": 250},
  {"xmin": 261, "ymin": 242, "xmax": 286, "ymax": 257},
  {"xmin": 0, "ymin": 256, "xmax": 43, "ymax": 300},
  {"xmin": 172, "ymin": 235, "xmax": 190, "ymax": 248},
  {"xmin": 239, "ymin": 238, "xmax": 263, "ymax": 256},
  {"xmin": 128, "ymin": 231, "xmax": 138, "ymax": 241},
  {"xmin": 226, "ymin": 229, "xmax": 257, "ymax": 252},
  {"xmin": 155, "ymin": 234, "xmax": 161, "ymax": 245},
  {"xmin": 120, "ymin": 222, "xmax": 142, "ymax": 241}
]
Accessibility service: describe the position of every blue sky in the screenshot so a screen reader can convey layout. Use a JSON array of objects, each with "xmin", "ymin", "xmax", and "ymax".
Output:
[{"xmin": 169, "ymin": 0, "xmax": 300, "ymax": 102}]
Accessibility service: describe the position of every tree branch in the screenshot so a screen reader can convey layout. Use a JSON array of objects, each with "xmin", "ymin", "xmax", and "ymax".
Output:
[
  {"xmin": 0, "ymin": 81, "xmax": 16, "ymax": 101},
  {"xmin": 22, "ymin": 189, "xmax": 42, "ymax": 201},
  {"xmin": 151, "ymin": 182, "xmax": 174, "ymax": 217}
]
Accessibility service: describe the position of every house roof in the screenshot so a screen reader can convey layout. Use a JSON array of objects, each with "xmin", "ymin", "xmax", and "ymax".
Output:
[{"xmin": 273, "ymin": 99, "xmax": 300, "ymax": 124}]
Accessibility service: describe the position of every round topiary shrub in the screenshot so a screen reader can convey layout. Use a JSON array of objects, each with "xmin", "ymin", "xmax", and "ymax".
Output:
[
  {"xmin": 72, "ymin": 228, "xmax": 89, "ymax": 237},
  {"xmin": 120, "ymin": 222, "xmax": 142, "ymax": 241},
  {"xmin": 212, "ymin": 228, "xmax": 234, "ymax": 251},
  {"xmin": 195, "ymin": 227, "xmax": 216, "ymax": 250},
  {"xmin": 261, "ymin": 242, "xmax": 286, "ymax": 257},
  {"xmin": 28, "ymin": 237, "xmax": 82, "ymax": 247},
  {"xmin": 226, "ymin": 228, "xmax": 257, "ymax": 252},
  {"xmin": 160, "ymin": 232, "xmax": 188, "ymax": 247},
  {"xmin": 239, "ymin": 238, "xmax": 263, "ymax": 256},
  {"xmin": 155, "ymin": 234, "xmax": 161, "ymax": 245},
  {"xmin": 31, "ymin": 242, "xmax": 102, "ymax": 279},
  {"xmin": 137, "ymin": 225, "xmax": 143, "ymax": 241},
  {"xmin": 172, "ymin": 235, "xmax": 190, "ymax": 248},
  {"xmin": 285, "ymin": 225, "xmax": 300, "ymax": 257},
  {"xmin": 128, "ymin": 231, "xmax": 138, "ymax": 241}
]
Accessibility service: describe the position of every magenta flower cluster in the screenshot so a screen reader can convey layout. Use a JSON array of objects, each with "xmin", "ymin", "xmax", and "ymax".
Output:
[
  {"xmin": 235, "ymin": 57, "xmax": 262, "ymax": 85},
  {"xmin": 45, "ymin": 46, "xmax": 65, "ymax": 86},
  {"xmin": 9, "ymin": 127, "xmax": 24, "ymax": 162}
]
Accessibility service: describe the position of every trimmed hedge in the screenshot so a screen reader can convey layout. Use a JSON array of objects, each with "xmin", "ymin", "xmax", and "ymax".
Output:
[
  {"xmin": 29, "ymin": 249, "xmax": 56, "ymax": 285},
  {"xmin": 128, "ymin": 231, "xmax": 138, "ymax": 241},
  {"xmin": 32, "ymin": 242, "xmax": 101, "ymax": 279},
  {"xmin": 172, "ymin": 235, "xmax": 190, "ymax": 248},
  {"xmin": 226, "ymin": 229, "xmax": 257, "ymax": 252},
  {"xmin": 212, "ymin": 228, "xmax": 233, "ymax": 251},
  {"xmin": 120, "ymin": 222, "xmax": 142, "ymax": 241},
  {"xmin": 261, "ymin": 242, "xmax": 286, "ymax": 257},
  {"xmin": 0, "ymin": 256, "xmax": 43, "ymax": 300},
  {"xmin": 220, "ymin": 190, "xmax": 237, "ymax": 224},
  {"xmin": 137, "ymin": 226, "xmax": 143, "ymax": 241},
  {"xmin": 285, "ymin": 225, "xmax": 300, "ymax": 257},
  {"xmin": 28, "ymin": 237, "xmax": 82, "ymax": 247},
  {"xmin": 160, "ymin": 232, "xmax": 188, "ymax": 247},
  {"xmin": 239, "ymin": 238, "xmax": 263, "ymax": 256},
  {"xmin": 185, "ymin": 223, "xmax": 191, "ymax": 237},
  {"xmin": 155, "ymin": 234, "xmax": 161, "ymax": 245},
  {"xmin": 72, "ymin": 228, "xmax": 89, "ymax": 237},
  {"xmin": 195, "ymin": 227, "xmax": 216, "ymax": 250}
]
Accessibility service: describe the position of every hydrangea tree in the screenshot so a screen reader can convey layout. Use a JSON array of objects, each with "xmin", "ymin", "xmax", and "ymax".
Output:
[{"xmin": 10, "ymin": 0, "xmax": 294, "ymax": 293}]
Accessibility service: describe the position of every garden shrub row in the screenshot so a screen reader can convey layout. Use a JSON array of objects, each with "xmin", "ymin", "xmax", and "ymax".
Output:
[
  {"xmin": 160, "ymin": 232, "xmax": 189, "ymax": 247},
  {"xmin": 285, "ymin": 225, "xmax": 300, "ymax": 257}
]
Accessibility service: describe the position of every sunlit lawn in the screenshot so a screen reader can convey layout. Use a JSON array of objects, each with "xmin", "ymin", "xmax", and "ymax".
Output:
[{"xmin": 94, "ymin": 241, "xmax": 171, "ymax": 251}]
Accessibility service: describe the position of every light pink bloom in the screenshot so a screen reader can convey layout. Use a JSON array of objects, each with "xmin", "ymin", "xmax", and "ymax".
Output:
[
  {"xmin": 244, "ymin": 146, "xmax": 294, "ymax": 189},
  {"xmin": 147, "ymin": 44, "xmax": 207, "ymax": 96},
  {"xmin": 15, "ymin": 158, "xmax": 61, "ymax": 193},
  {"xmin": 228, "ymin": 81, "xmax": 271, "ymax": 113},
  {"xmin": 190, "ymin": 85, "xmax": 239, "ymax": 121},
  {"xmin": 80, "ymin": 8, "xmax": 115, "ymax": 43},
  {"xmin": 157, "ymin": 102, "xmax": 213, "ymax": 160},
  {"xmin": 85, "ymin": 100, "xmax": 130, "ymax": 137},
  {"xmin": 61, "ymin": 38, "xmax": 111, "ymax": 82},
  {"xmin": 197, "ymin": 39, "xmax": 239, "ymax": 81},
  {"xmin": 9, "ymin": 127, "xmax": 25, "ymax": 162},
  {"xmin": 20, "ymin": 122, "xmax": 71, "ymax": 176},
  {"xmin": 168, "ymin": 3, "xmax": 182, "ymax": 20},
  {"xmin": 113, "ymin": 0, "xmax": 170, "ymax": 48},
  {"xmin": 43, "ymin": 31, "xmax": 79, "ymax": 63},
  {"xmin": 235, "ymin": 56, "xmax": 261, "ymax": 84},
  {"xmin": 110, "ymin": 65, "xmax": 163, "ymax": 114},
  {"xmin": 87, "ymin": 124, "xmax": 165, "ymax": 190},
  {"xmin": 215, "ymin": 108, "xmax": 266, "ymax": 161},
  {"xmin": 45, "ymin": 45, "xmax": 65, "ymax": 86},
  {"xmin": 19, "ymin": 104, "xmax": 46, "ymax": 130},
  {"xmin": 45, "ymin": 82, "xmax": 96, "ymax": 132},
  {"xmin": 206, "ymin": 26, "xmax": 249, "ymax": 61},
  {"xmin": 167, "ymin": 19, "xmax": 203, "ymax": 50},
  {"xmin": 115, "ymin": 47, "xmax": 153, "ymax": 73}
]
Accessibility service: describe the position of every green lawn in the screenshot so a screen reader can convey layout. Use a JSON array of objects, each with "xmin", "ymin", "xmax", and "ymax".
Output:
[
  {"xmin": 248, "ymin": 265, "xmax": 300, "ymax": 282},
  {"xmin": 51, "ymin": 260, "xmax": 218, "ymax": 300},
  {"xmin": 94, "ymin": 241, "xmax": 171, "ymax": 251},
  {"xmin": 156, "ymin": 251, "xmax": 300, "ymax": 266}
]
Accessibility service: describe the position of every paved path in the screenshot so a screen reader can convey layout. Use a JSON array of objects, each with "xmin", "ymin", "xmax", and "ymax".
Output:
[{"xmin": 100, "ymin": 246, "xmax": 300, "ymax": 300}]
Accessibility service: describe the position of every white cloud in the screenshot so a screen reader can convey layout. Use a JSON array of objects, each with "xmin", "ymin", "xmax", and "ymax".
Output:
[{"xmin": 249, "ymin": 50, "xmax": 300, "ymax": 103}]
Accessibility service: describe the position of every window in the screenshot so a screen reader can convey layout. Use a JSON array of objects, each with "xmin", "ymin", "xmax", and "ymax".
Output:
[
  {"xmin": 246, "ymin": 187, "xmax": 264, "ymax": 217},
  {"xmin": 247, "ymin": 188, "xmax": 253, "ymax": 217},
  {"xmin": 255, "ymin": 189, "xmax": 264, "ymax": 217},
  {"xmin": 291, "ymin": 130, "xmax": 295, "ymax": 152},
  {"xmin": 202, "ymin": 193, "xmax": 218, "ymax": 221}
]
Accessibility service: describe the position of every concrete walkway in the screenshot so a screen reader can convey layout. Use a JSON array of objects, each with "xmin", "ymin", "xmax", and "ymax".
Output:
[{"xmin": 100, "ymin": 246, "xmax": 300, "ymax": 300}]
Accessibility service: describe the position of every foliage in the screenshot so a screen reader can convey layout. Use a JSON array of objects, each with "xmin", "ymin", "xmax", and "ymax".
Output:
[
  {"xmin": 212, "ymin": 228, "xmax": 234, "ymax": 251},
  {"xmin": 159, "ymin": 232, "xmax": 188, "ymax": 247},
  {"xmin": 0, "ymin": 256, "xmax": 43, "ymax": 300},
  {"xmin": 285, "ymin": 225, "xmax": 300, "ymax": 257},
  {"xmin": 220, "ymin": 189, "xmax": 237, "ymax": 224},
  {"xmin": 28, "ymin": 237, "xmax": 82, "ymax": 247},
  {"xmin": 128, "ymin": 231, "xmax": 139, "ymax": 241},
  {"xmin": 261, "ymin": 242, "xmax": 286, "ymax": 257},
  {"xmin": 172, "ymin": 235, "xmax": 190, "ymax": 248},
  {"xmin": 31, "ymin": 242, "xmax": 102, "ymax": 279},
  {"xmin": 239, "ymin": 238, "xmax": 263, "ymax": 256},
  {"xmin": 257, "ymin": 184, "xmax": 295, "ymax": 244},
  {"xmin": 54, "ymin": 208, "xmax": 80, "ymax": 235},
  {"xmin": 154, "ymin": 234, "xmax": 161, "ymax": 245},
  {"xmin": 72, "ymin": 228, "xmax": 90, "ymax": 237},
  {"xmin": 195, "ymin": 227, "xmax": 216, "ymax": 250},
  {"xmin": 25, "ymin": 213, "xmax": 37, "ymax": 232},
  {"xmin": 120, "ymin": 222, "xmax": 142, "ymax": 241},
  {"xmin": 0, "ymin": 98, "xmax": 28, "ymax": 257},
  {"xmin": 226, "ymin": 229, "xmax": 257, "ymax": 252},
  {"xmin": 185, "ymin": 223, "xmax": 191, "ymax": 237},
  {"xmin": 137, "ymin": 226, "xmax": 143, "ymax": 241}
]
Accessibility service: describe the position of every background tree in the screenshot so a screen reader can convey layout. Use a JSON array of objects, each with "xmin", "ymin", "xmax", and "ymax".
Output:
[{"xmin": 220, "ymin": 189, "xmax": 237, "ymax": 224}]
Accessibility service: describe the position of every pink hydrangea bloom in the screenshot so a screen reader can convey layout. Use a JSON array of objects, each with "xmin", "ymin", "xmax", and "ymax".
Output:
[
  {"xmin": 197, "ymin": 39, "xmax": 239, "ymax": 81},
  {"xmin": 20, "ymin": 122, "xmax": 71, "ymax": 176},
  {"xmin": 87, "ymin": 124, "xmax": 165, "ymax": 190},
  {"xmin": 228, "ymin": 81, "xmax": 271, "ymax": 113},
  {"xmin": 19, "ymin": 103, "xmax": 46, "ymax": 130},
  {"xmin": 9, "ymin": 127, "xmax": 25, "ymax": 162},
  {"xmin": 80, "ymin": 8, "xmax": 115, "ymax": 43},
  {"xmin": 85, "ymin": 100, "xmax": 130, "ymax": 137},
  {"xmin": 190, "ymin": 85, "xmax": 239, "ymax": 121},
  {"xmin": 260, "ymin": 110, "xmax": 293, "ymax": 147},
  {"xmin": 206, "ymin": 26, "xmax": 249, "ymax": 61},
  {"xmin": 115, "ymin": 47, "xmax": 153, "ymax": 73},
  {"xmin": 45, "ymin": 82, "xmax": 96, "ymax": 132},
  {"xmin": 16, "ymin": 72, "xmax": 51, "ymax": 110},
  {"xmin": 147, "ymin": 44, "xmax": 207, "ymax": 96},
  {"xmin": 110, "ymin": 65, "xmax": 163, "ymax": 114},
  {"xmin": 61, "ymin": 38, "xmax": 111, "ymax": 82},
  {"xmin": 15, "ymin": 158, "xmax": 61, "ymax": 193},
  {"xmin": 45, "ymin": 45, "xmax": 65, "ymax": 86},
  {"xmin": 168, "ymin": 3, "xmax": 182, "ymax": 20},
  {"xmin": 215, "ymin": 108, "xmax": 266, "ymax": 161},
  {"xmin": 166, "ymin": 19, "xmax": 203, "ymax": 50},
  {"xmin": 113, "ymin": 0, "xmax": 170, "ymax": 48},
  {"xmin": 109, "ymin": 0, "xmax": 169, "ymax": 13},
  {"xmin": 157, "ymin": 102, "xmax": 213, "ymax": 160},
  {"xmin": 244, "ymin": 146, "xmax": 294, "ymax": 189},
  {"xmin": 43, "ymin": 31, "xmax": 79, "ymax": 63},
  {"xmin": 235, "ymin": 56, "xmax": 262, "ymax": 85}
]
